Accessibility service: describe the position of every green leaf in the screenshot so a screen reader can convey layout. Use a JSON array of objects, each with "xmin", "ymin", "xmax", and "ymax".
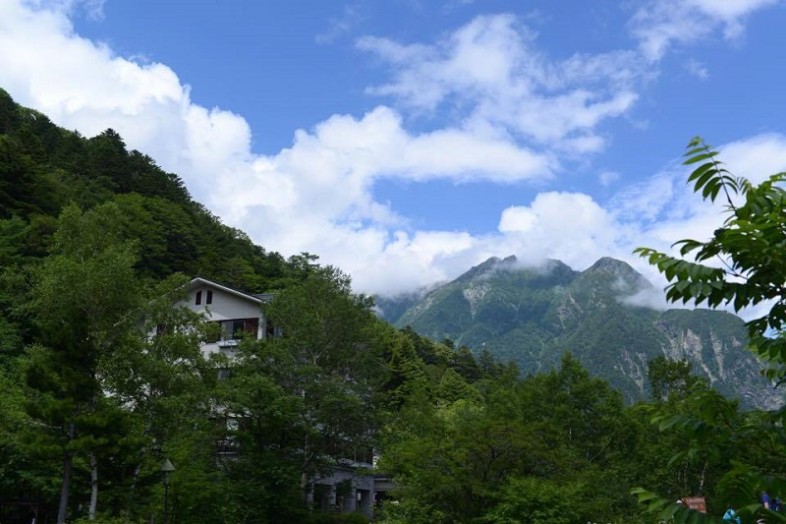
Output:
[
  {"xmin": 684, "ymin": 151, "xmax": 719, "ymax": 165},
  {"xmin": 687, "ymin": 162, "xmax": 717, "ymax": 182}
]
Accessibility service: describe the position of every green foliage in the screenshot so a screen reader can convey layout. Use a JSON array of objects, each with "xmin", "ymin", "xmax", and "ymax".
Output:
[
  {"xmin": 481, "ymin": 477, "xmax": 583, "ymax": 524},
  {"xmin": 379, "ymin": 328, "xmax": 428, "ymax": 409},
  {"xmin": 0, "ymin": 91, "xmax": 388, "ymax": 521},
  {"xmin": 0, "ymin": 135, "xmax": 59, "ymax": 218},
  {"xmin": 633, "ymin": 137, "xmax": 786, "ymax": 523},
  {"xmin": 0, "ymin": 89, "xmax": 399, "ymax": 522},
  {"xmin": 72, "ymin": 516, "xmax": 131, "ymax": 524},
  {"xmin": 308, "ymin": 512, "xmax": 370, "ymax": 524},
  {"xmin": 379, "ymin": 355, "xmax": 643, "ymax": 524},
  {"xmin": 18, "ymin": 203, "xmax": 145, "ymax": 523},
  {"xmin": 648, "ymin": 356, "xmax": 697, "ymax": 401},
  {"xmin": 0, "ymin": 89, "xmax": 314, "ymax": 296},
  {"xmin": 4, "ymin": 205, "xmax": 223, "ymax": 523}
]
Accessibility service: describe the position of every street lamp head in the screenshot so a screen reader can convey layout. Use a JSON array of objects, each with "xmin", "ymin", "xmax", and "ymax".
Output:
[
  {"xmin": 160, "ymin": 458, "xmax": 175, "ymax": 474},
  {"xmin": 160, "ymin": 457, "xmax": 175, "ymax": 523}
]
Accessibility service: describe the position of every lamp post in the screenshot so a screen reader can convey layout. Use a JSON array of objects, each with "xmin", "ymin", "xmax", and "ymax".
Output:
[{"xmin": 160, "ymin": 458, "xmax": 175, "ymax": 524}]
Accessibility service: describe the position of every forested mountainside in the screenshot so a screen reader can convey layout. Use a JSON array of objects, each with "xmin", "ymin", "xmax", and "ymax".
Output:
[
  {"xmin": 3, "ymin": 88, "xmax": 786, "ymax": 524},
  {"xmin": 380, "ymin": 255, "xmax": 780, "ymax": 408},
  {"xmin": 0, "ymin": 87, "xmax": 309, "ymax": 295}
]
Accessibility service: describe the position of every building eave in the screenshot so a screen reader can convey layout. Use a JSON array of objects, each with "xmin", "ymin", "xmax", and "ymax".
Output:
[{"xmin": 187, "ymin": 277, "xmax": 266, "ymax": 305}]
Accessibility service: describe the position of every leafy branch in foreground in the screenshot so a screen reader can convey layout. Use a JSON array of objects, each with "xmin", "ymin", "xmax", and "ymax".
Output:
[
  {"xmin": 633, "ymin": 137, "xmax": 786, "ymax": 523},
  {"xmin": 634, "ymin": 137, "xmax": 786, "ymax": 378}
]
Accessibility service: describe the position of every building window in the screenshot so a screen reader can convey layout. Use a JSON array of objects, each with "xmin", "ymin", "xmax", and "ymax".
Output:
[
  {"xmin": 206, "ymin": 290, "xmax": 213, "ymax": 305},
  {"xmin": 195, "ymin": 290, "xmax": 202, "ymax": 305},
  {"xmin": 218, "ymin": 318, "xmax": 259, "ymax": 345},
  {"xmin": 266, "ymin": 322, "xmax": 283, "ymax": 339}
]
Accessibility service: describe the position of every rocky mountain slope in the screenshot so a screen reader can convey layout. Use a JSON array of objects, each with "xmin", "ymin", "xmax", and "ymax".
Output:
[{"xmin": 379, "ymin": 256, "xmax": 781, "ymax": 408}]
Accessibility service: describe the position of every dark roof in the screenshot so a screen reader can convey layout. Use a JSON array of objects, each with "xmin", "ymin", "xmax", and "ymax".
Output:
[{"xmin": 188, "ymin": 277, "xmax": 274, "ymax": 304}]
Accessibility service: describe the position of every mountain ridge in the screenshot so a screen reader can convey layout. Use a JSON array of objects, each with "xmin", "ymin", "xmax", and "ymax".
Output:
[{"xmin": 378, "ymin": 255, "xmax": 780, "ymax": 408}]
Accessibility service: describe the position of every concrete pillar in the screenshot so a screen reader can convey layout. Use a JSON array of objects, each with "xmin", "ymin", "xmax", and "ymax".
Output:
[
  {"xmin": 358, "ymin": 489, "xmax": 373, "ymax": 518},
  {"xmin": 342, "ymin": 490, "xmax": 357, "ymax": 513},
  {"xmin": 326, "ymin": 483, "xmax": 337, "ymax": 512},
  {"xmin": 305, "ymin": 483, "xmax": 314, "ymax": 508}
]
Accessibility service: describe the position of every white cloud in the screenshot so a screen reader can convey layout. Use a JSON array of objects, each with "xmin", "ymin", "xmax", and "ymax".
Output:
[
  {"xmin": 720, "ymin": 133, "xmax": 786, "ymax": 182},
  {"xmin": 0, "ymin": 0, "xmax": 244, "ymax": 201},
  {"xmin": 498, "ymin": 192, "xmax": 627, "ymax": 269},
  {"xmin": 630, "ymin": 0, "xmax": 780, "ymax": 61},
  {"xmin": 316, "ymin": 3, "xmax": 362, "ymax": 44},
  {"xmin": 25, "ymin": 0, "xmax": 106, "ymax": 19},
  {"xmin": 358, "ymin": 14, "xmax": 644, "ymax": 153},
  {"xmin": 684, "ymin": 59, "xmax": 709, "ymax": 80},
  {"xmin": 361, "ymin": 230, "xmax": 481, "ymax": 295},
  {"xmin": 622, "ymin": 287, "xmax": 672, "ymax": 311},
  {"xmin": 599, "ymin": 170, "xmax": 620, "ymax": 187},
  {"xmin": 611, "ymin": 170, "xmax": 681, "ymax": 223},
  {"xmin": 219, "ymin": 106, "xmax": 553, "ymax": 229},
  {"xmin": 2, "ymin": 0, "xmax": 784, "ymax": 325},
  {"xmin": 688, "ymin": 0, "xmax": 780, "ymax": 34},
  {"xmin": 609, "ymin": 133, "xmax": 786, "ymax": 245},
  {"xmin": 609, "ymin": 133, "xmax": 786, "ymax": 318},
  {"xmin": 483, "ymin": 132, "xmax": 786, "ymax": 319}
]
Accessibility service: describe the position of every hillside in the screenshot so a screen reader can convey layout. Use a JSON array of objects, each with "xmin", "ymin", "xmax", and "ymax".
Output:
[
  {"xmin": 381, "ymin": 255, "xmax": 780, "ymax": 408},
  {"xmin": 0, "ymin": 88, "xmax": 312, "ymax": 295}
]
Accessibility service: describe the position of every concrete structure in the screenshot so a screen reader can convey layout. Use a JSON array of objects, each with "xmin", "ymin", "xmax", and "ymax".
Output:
[
  {"xmin": 310, "ymin": 461, "xmax": 377, "ymax": 517},
  {"xmin": 308, "ymin": 464, "xmax": 393, "ymax": 519}
]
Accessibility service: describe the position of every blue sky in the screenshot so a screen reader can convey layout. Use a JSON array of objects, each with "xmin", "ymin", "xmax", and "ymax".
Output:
[{"xmin": 2, "ymin": 0, "xmax": 786, "ymax": 303}]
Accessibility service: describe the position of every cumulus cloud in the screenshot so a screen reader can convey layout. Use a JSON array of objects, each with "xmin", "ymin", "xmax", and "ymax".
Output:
[
  {"xmin": 498, "ymin": 192, "xmax": 623, "ymax": 269},
  {"xmin": 28, "ymin": 0, "xmax": 106, "ymax": 19},
  {"xmin": 488, "ymin": 133, "xmax": 786, "ymax": 319},
  {"xmin": 0, "ymin": 0, "xmax": 249, "ymax": 202},
  {"xmin": 630, "ymin": 0, "xmax": 779, "ymax": 61},
  {"xmin": 1, "ymin": 0, "xmax": 783, "ymax": 318},
  {"xmin": 720, "ymin": 133, "xmax": 786, "ymax": 181},
  {"xmin": 358, "ymin": 14, "xmax": 643, "ymax": 154},
  {"xmin": 212, "ymin": 106, "xmax": 553, "ymax": 271}
]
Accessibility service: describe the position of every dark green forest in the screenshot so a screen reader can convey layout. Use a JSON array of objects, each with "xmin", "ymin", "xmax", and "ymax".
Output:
[{"xmin": 1, "ymin": 88, "xmax": 785, "ymax": 524}]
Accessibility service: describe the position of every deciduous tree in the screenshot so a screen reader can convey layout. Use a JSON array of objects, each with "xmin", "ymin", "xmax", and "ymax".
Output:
[
  {"xmin": 634, "ymin": 137, "xmax": 786, "ymax": 523},
  {"xmin": 24, "ymin": 202, "xmax": 141, "ymax": 523}
]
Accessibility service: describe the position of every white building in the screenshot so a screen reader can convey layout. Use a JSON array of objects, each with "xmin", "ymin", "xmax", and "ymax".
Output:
[{"xmin": 181, "ymin": 277, "xmax": 277, "ymax": 357}]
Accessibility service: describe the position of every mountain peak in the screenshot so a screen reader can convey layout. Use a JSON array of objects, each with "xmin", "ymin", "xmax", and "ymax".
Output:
[
  {"xmin": 578, "ymin": 257, "xmax": 653, "ymax": 295},
  {"xmin": 458, "ymin": 255, "xmax": 517, "ymax": 282},
  {"xmin": 589, "ymin": 256, "xmax": 633, "ymax": 271},
  {"xmin": 455, "ymin": 256, "xmax": 580, "ymax": 286}
]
